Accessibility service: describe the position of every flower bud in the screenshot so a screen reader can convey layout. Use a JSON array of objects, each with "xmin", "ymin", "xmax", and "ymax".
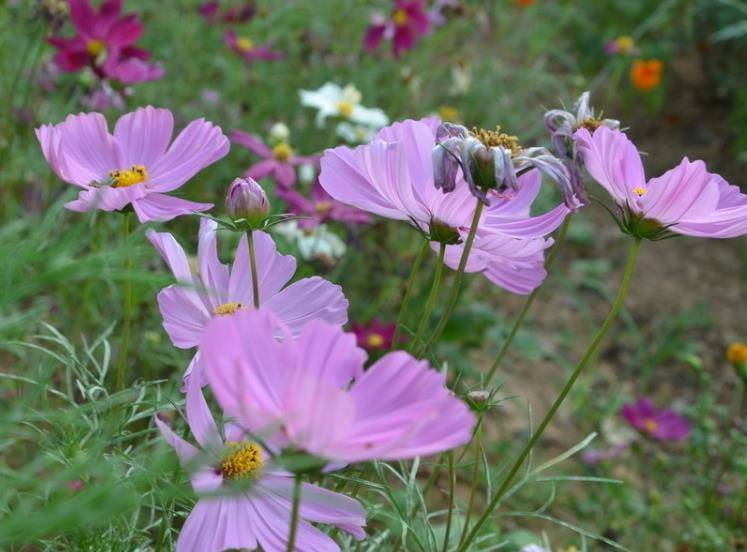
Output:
[
  {"xmin": 269, "ymin": 122, "xmax": 290, "ymax": 143},
  {"xmin": 225, "ymin": 177, "xmax": 270, "ymax": 227}
]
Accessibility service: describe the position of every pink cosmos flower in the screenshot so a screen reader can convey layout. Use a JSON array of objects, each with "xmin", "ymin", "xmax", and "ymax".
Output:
[
  {"xmin": 351, "ymin": 319, "xmax": 397, "ymax": 352},
  {"xmin": 231, "ymin": 130, "xmax": 316, "ymax": 189},
  {"xmin": 363, "ymin": 0, "xmax": 432, "ymax": 57},
  {"xmin": 198, "ymin": 0, "xmax": 256, "ymax": 24},
  {"xmin": 146, "ymin": 219, "xmax": 348, "ymax": 383},
  {"xmin": 36, "ymin": 106, "xmax": 228, "ymax": 222},
  {"xmin": 620, "ymin": 398, "xmax": 691, "ymax": 442},
  {"xmin": 48, "ymin": 0, "xmax": 164, "ymax": 85},
  {"xmin": 201, "ymin": 309, "xmax": 475, "ymax": 464},
  {"xmin": 319, "ymin": 118, "xmax": 570, "ymax": 294},
  {"xmin": 574, "ymin": 126, "xmax": 747, "ymax": 239},
  {"xmin": 224, "ymin": 31, "xmax": 284, "ymax": 64},
  {"xmin": 277, "ymin": 179, "xmax": 372, "ymax": 229},
  {"xmin": 155, "ymin": 380, "xmax": 366, "ymax": 552}
]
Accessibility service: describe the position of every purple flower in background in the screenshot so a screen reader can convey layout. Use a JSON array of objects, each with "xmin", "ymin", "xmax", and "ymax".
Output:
[
  {"xmin": 351, "ymin": 319, "xmax": 397, "ymax": 352},
  {"xmin": 621, "ymin": 398, "xmax": 691, "ymax": 442},
  {"xmin": 198, "ymin": 0, "xmax": 256, "ymax": 24},
  {"xmin": 231, "ymin": 130, "xmax": 316, "ymax": 189},
  {"xmin": 224, "ymin": 30, "xmax": 283, "ymax": 64},
  {"xmin": 156, "ymin": 380, "xmax": 366, "ymax": 551},
  {"xmin": 363, "ymin": 0, "xmax": 432, "ymax": 57},
  {"xmin": 277, "ymin": 180, "xmax": 372, "ymax": 229}
]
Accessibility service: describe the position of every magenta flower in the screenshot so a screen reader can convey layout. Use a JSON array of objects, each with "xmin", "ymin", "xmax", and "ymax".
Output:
[
  {"xmin": 363, "ymin": 0, "xmax": 432, "ymax": 57},
  {"xmin": 146, "ymin": 219, "xmax": 348, "ymax": 383},
  {"xmin": 47, "ymin": 0, "xmax": 164, "ymax": 85},
  {"xmin": 319, "ymin": 118, "xmax": 570, "ymax": 294},
  {"xmin": 36, "ymin": 106, "xmax": 227, "ymax": 222},
  {"xmin": 198, "ymin": 0, "xmax": 256, "ymax": 24},
  {"xmin": 620, "ymin": 398, "xmax": 691, "ymax": 442},
  {"xmin": 201, "ymin": 309, "xmax": 475, "ymax": 463},
  {"xmin": 574, "ymin": 126, "xmax": 747, "ymax": 239},
  {"xmin": 351, "ymin": 319, "xmax": 397, "ymax": 352},
  {"xmin": 156, "ymin": 380, "xmax": 366, "ymax": 552},
  {"xmin": 277, "ymin": 180, "xmax": 372, "ymax": 229},
  {"xmin": 224, "ymin": 30, "xmax": 283, "ymax": 64},
  {"xmin": 231, "ymin": 130, "xmax": 315, "ymax": 189}
]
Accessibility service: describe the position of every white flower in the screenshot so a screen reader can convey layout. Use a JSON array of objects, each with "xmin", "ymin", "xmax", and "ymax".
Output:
[
  {"xmin": 299, "ymin": 83, "xmax": 389, "ymax": 129},
  {"xmin": 336, "ymin": 122, "xmax": 377, "ymax": 144},
  {"xmin": 269, "ymin": 121, "xmax": 290, "ymax": 142},
  {"xmin": 273, "ymin": 221, "xmax": 346, "ymax": 263},
  {"xmin": 298, "ymin": 162, "xmax": 316, "ymax": 184}
]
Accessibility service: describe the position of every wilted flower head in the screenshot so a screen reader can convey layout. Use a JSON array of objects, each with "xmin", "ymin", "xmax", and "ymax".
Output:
[
  {"xmin": 225, "ymin": 177, "xmax": 269, "ymax": 225},
  {"xmin": 156, "ymin": 380, "xmax": 365, "ymax": 551},
  {"xmin": 620, "ymin": 398, "xmax": 691, "ymax": 442},
  {"xmin": 300, "ymin": 83, "xmax": 389, "ymax": 129},
  {"xmin": 363, "ymin": 0, "xmax": 432, "ymax": 57},
  {"xmin": 544, "ymin": 91, "xmax": 620, "ymax": 209},
  {"xmin": 574, "ymin": 126, "xmax": 747, "ymax": 240}
]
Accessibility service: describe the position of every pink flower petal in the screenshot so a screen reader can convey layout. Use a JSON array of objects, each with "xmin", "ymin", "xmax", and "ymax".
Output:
[
  {"xmin": 114, "ymin": 106, "xmax": 173, "ymax": 167},
  {"xmin": 131, "ymin": 193, "xmax": 212, "ymax": 223}
]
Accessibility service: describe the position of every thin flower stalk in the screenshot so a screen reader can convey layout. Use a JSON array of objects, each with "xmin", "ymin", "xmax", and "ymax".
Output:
[
  {"xmin": 116, "ymin": 210, "xmax": 133, "ymax": 391},
  {"xmin": 458, "ymin": 236, "xmax": 642, "ymax": 552},
  {"xmin": 392, "ymin": 239, "xmax": 429, "ymax": 349},
  {"xmin": 441, "ymin": 450, "xmax": 456, "ymax": 552},
  {"xmin": 286, "ymin": 474, "xmax": 303, "ymax": 552},
  {"xmin": 246, "ymin": 230, "xmax": 260, "ymax": 308},
  {"xmin": 411, "ymin": 242, "xmax": 446, "ymax": 353},
  {"xmin": 458, "ymin": 423, "xmax": 484, "ymax": 548}
]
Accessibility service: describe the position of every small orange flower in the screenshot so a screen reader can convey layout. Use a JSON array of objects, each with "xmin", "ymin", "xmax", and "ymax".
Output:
[
  {"xmin": 631, "ymin": 59, "xmax": 664, "ymax": 92},
  {"xmin": 727, "ymin": 342, "xmax": 747, "ymax": 365}
]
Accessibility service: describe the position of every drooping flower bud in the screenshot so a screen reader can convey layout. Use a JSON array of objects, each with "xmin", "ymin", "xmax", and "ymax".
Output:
[{"xmin": 225, "ymin": 177, "xmax": 270, "ymax": 227}]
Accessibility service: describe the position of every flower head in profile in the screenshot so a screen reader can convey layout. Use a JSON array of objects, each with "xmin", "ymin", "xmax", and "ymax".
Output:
[
  {"xmin": 320, "ymin": 118, "xmax": 570, "ymax": 294},
  {"xmin": 544, "ymin": 91, "xmax": 620, "ymax": 209},
  {"xmin": 277, "ymin": 179, "xmax": 372, "ymax": 229},
  {"xmin": 198, "ymin": 0, "xmax": 256, "ymax": 25},
  {"xmin": 146, "ymin": 219, "xmax": 348, "ymax": 384},
  {"xmin": 620, "ymin": 398, "xmax": 691, "ymax": 442},
  {"xmin": 201, "ymin": 309, "xmax": 475, "ymax": 464},
  {"xmin": 231, "ymin": 128, "xmax": 316, "ymax": 189},
  {"xmin": 300, "ymin": 83, "xmax": 389, "ymax": 130},
  {"xmin": 631, "ymin": 59, "xmax": 664, "ymax": 92},
  {"xmin": 48, "ymin": 0, "xmax": 164, "ymax": 85},
  {"xmin": 574, "ymin": 126, "xmax": 747, "ymax": 239},
  {"xmin": 363, "ymin": 0, "xmax": 432, "ymax": 58},
  {"xmin": 36, "ymin": 106, "xmax": 228, "ymax": 222},
  {"xmin": 155, "ymin": 380, "xmax": 365, "ymax": 552},
  {"xmin": 224, "ymin": 30, "xmax": 283, "ymax": 64},
  {"xmin": 351, "ymin": 319, "xmax": 397, "ymax": 352}
]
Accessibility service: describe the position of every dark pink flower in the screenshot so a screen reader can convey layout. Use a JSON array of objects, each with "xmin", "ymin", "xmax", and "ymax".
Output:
[
  {"xmin": 277, "ymin": 179, "xmax": 372, "ymax": 229},
  {"xmin": 198, "ymin": 1, "xmax": 256, "ymax": 25},
  {"xmin": 47, "ymin": 0, "xmax": 164, "ymax": 85},
  {"xmin": 363, "ymin": 0, "xmax": 432, "ymax": 57},
  {"xmin": 231, "ymin": 129, "xmax": 316, "ymax": 189},
  {"xmin": 223, "ymin": 30, "xmax": 283, "ymax": 64},
  {"xmin": 621, "ymin": 398, "xmax": 691, "ymax": 442},
  {"xmin": 351, "ymin": 319, "xmax": 397, "ymax": 352}
]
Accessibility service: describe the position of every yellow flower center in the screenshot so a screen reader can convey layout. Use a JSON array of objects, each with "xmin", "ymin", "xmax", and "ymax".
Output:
[
  {"xmin": 470, "ymin": 126, "xmax": 522, "ymax": 155},
  {"xmin": 219, "ymin": 441, "xmax": 263, "ymax": 479},
  {"xmin": 315, "ymin": 201, "xmax": 333, "ymax": 214},
  {"xmin": 366, "ymin": 333, "xmax": 385, "ymax": 348},
  {"xmin": 86, "ymin": 39, "xmax": 106, "ymax": 57},
  {"xmin": 580, "ymin": 117, "xmax": 603, "ymax": 131},
  {"xmin": 109, "ymin": 165, "xmax": 148, "ymax": 188},
  {"xmin": 633, "ymin": 187, "xmax": 647, "ymax": 197},
  {"xmin": 213, "ymin": 302, "xmax": 243, "ymax": 316},
  {"xmin": 236, "ymin": 37, "xmax": 255, "ymax": 52},
  {"xmin": 643, "ymin": 419, "xmax": 658, "ymax": 434},
  {"xmin": 438, "ymin": 105, "xmax": 459, "ymax": 122},
  {"xmin": 392, "ymin": 8, "xmax": 409, "ymax": 26},
  {"xmin": 727, "ymin": 342, "xmax": 747, "ymax": 364},
  {"xmin": 337, "ymin": 100, "xmax": 355, "ymax": 119},
  {"xmin": 272, "ymin": 142, "xmax": 294, "ymax": 162},
  {"xmin": 615, "ymin": 35, "xmax": 636, "ymax": 54}
]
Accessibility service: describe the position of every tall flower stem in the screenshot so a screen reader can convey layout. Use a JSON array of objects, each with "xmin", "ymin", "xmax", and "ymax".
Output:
[
  {"xmin": 411, "ymin": 243, "xmax": 446, "ymax": 354},
  {"xmin": 246, "ymin": 230, "xmax": 260, "ymax": 308},
  {"xmin": 457, "ymin": 423, "xmax": 483, "ymax": 548},
  {"xmin": 484, "ymin": 216, "xmax": 571, "ymax": 385},
  {"xmin": 418, "ymin": 199, "xmax": 484, "ymax": 357},
  {"xmin": 441, "ymin": 450, "xmax": 457, "ymax": 552},
  {"xmin": 286, "ymin": 474, "xmax": 303, "ymax": 552},
  {"xmin": 391, "ymin": 239, "xmax": 429, "ymax": 349},
  {"xmin": 458, "ymin": 237, "xmax": 642, "ymax": 552},
  {"xmin": 116, "ymin": 211, "xmax": 134, "ymax": 391}
]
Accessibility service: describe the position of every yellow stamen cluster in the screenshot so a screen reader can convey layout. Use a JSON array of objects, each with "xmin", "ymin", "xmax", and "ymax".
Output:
[
  {"xmin": 213, "ymin": 302, "xmax": 243, "ymax": 316},
  {"xmin": 315, "ymin": 201, "xmax": 333, "ymax": 214},
  {"xmin": 392, "ymin": 8, "xmax": 409, "ymax": 26},
  {"xmin": 580, "ymin": 117, "xmax": 603, "ymax": 131},
  {"xmin": 633, "ymin": 187, "xmax": 647, "ymax": 197},
  {"xmin": 236, "ymin": 37, "xmax": 255, "ymax": 52},
  {"xmin": 337, "ymin": 101, "xmax": 355, "ymax": 119},
  {"xmin": 726, "ymin": 342, "xmax": 747, "ymax": 364},
  {"xmin": 109, "ymin": 165, "xmax": 148, "ymax": 188},
  {"xmin": 219, "ymin": 442, "xmax": 263, "ymax": 479},
  {"xmin": 366, "ymin": 333, "xmax": 385, "ymax": 348},
  {"xmin": 643, "ymin": 419, "xmax": 658, "ymax": 434},
  {"xmin": 86, "ymin": 39, "xmax": 106, "ymax": 57},
  {"xmin": 272, "ymin": 142, "xmax": 294, "ymax": 162},
  {"xmin": 470, "ymin": 127, "xmax": 522, "ymax": 155}
]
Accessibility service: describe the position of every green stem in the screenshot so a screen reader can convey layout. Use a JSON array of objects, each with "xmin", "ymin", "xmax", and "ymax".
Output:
[
  {"xmin": 418, "ymin": 199, "xmax": 484, "ymax": 357},
  {"xmin": 116, "ymin": 211, "xmax": 133, "ymax": 391},
  {"xmin": 441, "ymin": 450, "xmax": 457, "ymax": 552},
  {"xmin": 484, "ymin": 216, "xmax": 571, "ymax": 385},
  {"xmin": 247, "ymin": 230, "xmax": 260, "ymax": 308},
  {"xmin": 391, "ymin": 239, "xmax": 429, "ymax": 349},
  {"xmin": 458, "ymin": 237, "xmax": 642, "ymax": 552},
  {"xmin": 412, "ymin": 243, "xmax": 446, "ymax": 354},
  {"xmin": 286, "ymin": 474, "xmax": 303, "ymax": 552},
  {"xmin": 457, "ymin": 423, "xmax": 483, "ymax": 548}
]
